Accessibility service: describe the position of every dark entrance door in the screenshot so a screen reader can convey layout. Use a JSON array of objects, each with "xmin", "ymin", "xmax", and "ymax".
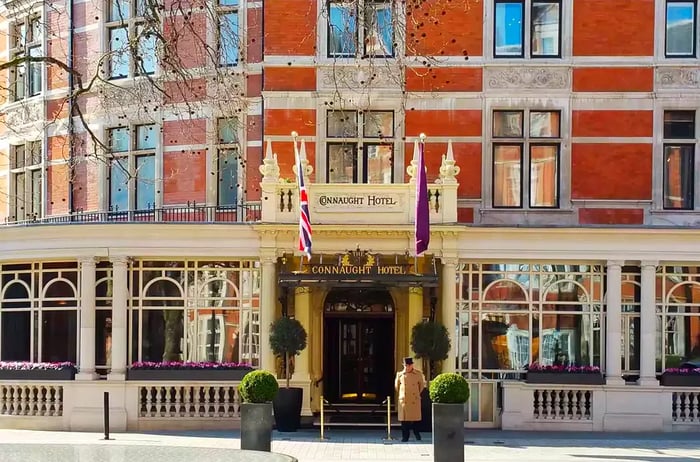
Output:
[{"xmin": 324, "ymin": 316, "xmax": 394, "ymax": 404}]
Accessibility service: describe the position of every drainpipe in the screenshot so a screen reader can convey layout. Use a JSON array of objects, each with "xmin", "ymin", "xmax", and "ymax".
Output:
[{"xmin": 67, "ymin": 0, "xmax": 74, "ymax": 214}]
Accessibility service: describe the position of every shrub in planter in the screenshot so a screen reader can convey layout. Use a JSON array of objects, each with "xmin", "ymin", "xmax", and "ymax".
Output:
[
  {"xmin": 239, "ymin": 370, "xmax": 279, "ymax": 452},
  {"xmin": 430, "ymin": 373, "xmax": 469, "ymax": 462},
  {"xmin": 411, "ymin": 321, "xmax": 451, "ymax": 432},
  {"xmin": 269, "ymin": 316, "xmax": 307, "ymax": 432}
]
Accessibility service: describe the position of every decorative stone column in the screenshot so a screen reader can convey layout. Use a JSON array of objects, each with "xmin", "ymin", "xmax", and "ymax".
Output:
[
  {"xmin": 293, "ymin": 286, "xmax": 311, "ymax": 381},
  {"xmin": 260, "ymin": 251, "xmax": 277, "ymax": 372},
  {"xmin": 76, "ymin": 257, "xmax": 97, "ymax": 380},
  {"xmin": 441, "ymin": 258, "xmax": 457, "ymax": 373},
  {"xmin": 108, "ymin": 257, "xmax": 128, "ymax": 380},
  {"xmin": 605, "ymin": 260, "xmax": 624, "ymax": 385},
  {"xmin": 408, "ymin": 287, "xmax": 424, "ymax": 358},
  {"xmin": 639, "ymin": 261, "xmax": 659, "ymax": 387}
]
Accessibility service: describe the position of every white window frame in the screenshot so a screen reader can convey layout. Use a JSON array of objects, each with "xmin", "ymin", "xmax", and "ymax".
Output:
[
  {"xmin": 662, "ymin": 0, "xmax": 698, "ymax": 58},
  {"xmin": 9, "ymin": 14, "xmax": 43, "ymax": 102},
  {"xmin": 105, "ymin": 0, "xmax": 157, "ymax": 79},
  {"xmin": 107, "ymin": 124, "xmax": 159, "ymax": 212},
  {"xmin": 9, "ymin": 141, "xmax": 43, "ymax": 222},
  {"xmin": 216, "ymin": 0, "xmax": 241, "ymax": 66},
  {"xmin": 321, "ymin": 0, "xmax": 402, "ymax": 61},
  {"xmin": 215, "ymin": 117, "xmax": 243, "ymax": 207},
  {"xmin": 485, "ymin": 0, "xmax": 568, "ymax": 60}
]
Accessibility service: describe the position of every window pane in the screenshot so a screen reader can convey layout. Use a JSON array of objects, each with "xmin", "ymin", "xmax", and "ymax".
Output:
[
  {"xmin": 41, "ymin": 311, "xmax": 77, "ymax": 363},
  {"xmin": 29, "ymin": 141, "xmax": 42, "ymax": 165},
  {"xmin": 96, "ymin": 310, "xmax": 112, "ymax": 369},
  {"xmin": 329, "ymin": 1, "xmax": 357, "ymax": 57},
  {"xmin": 218, "ymin": 148, "xmax": 239, "ymax": 206},
  {"xmin": 664, "ymin": 111, "xmax": 695, "ymax": 138},
  {"xmin": 109, "ymin": 27, "xmax": 129, "ymax": 78},
  {"xmin": 28, "ymin": 46, "xmax": 42, "ymax": 96},
  {"xmin": 328, "ymin": 111, "xmax": 358, "ymax": 137},
  {"xmin": 1, "ymin": 312, "xmax": 30, "ymax": 361},
  {"xmin": 109, "ymin": 127, "xmax": 129, "ymax": 152},
  {"xmin": 532, "ymin": 2, "xmax": 560, "ymax": 56},
  {"xmin": 136, "ymin": 155, "xmax": 156, "ymax": 209},
  {"xmin": 14, "ymin": 59, "xmax": 25, "ymax": 100},
  {"xmin": 495, "ymin": 1, "xmax": 523, "ymax": 56},
  {"xmin": 328, "ymin": 144, "xmax": 357, "ymax": 183},
  {"xmin": 109, "ymin": 0, "xmax": 130, "ymax": 21},
  {"xmin": 219, "ymin": 12, "xmax": 239, "ymax": 66},
  {"xmin": 218, "ymin": 118, "xmax": 238, "ymax": 143},
  {"xmin": 365, "ymin": 145, "xmax": 393, "ymax": 184},
  {"xmin": 218, "ymin": 0, "xmax": 238, "ymax": 5},
  {"xmin": 666, "ymin": 1, "xmax": 695, "ymax": 56},
  {"xmin": 13, "ymin": 22, "xmax": 26, "ymax": 48},
  {"xmin": 136, "ymin": 0, "xmax": 148, "ymax": 17},
  {"xmin": 664, "ymin": 145, "xmax": 694, "ymax": 209},
  {"xmin": 137, "ymin": 28, "xmax": 156, "ymax": 75},
  {"xmin": 110, "ymin": 158, "xmax": 129, "ymax": 211},
  {"xmin": 13, "ymin": 145, "xmax": 25, "ymax": 169},
  {"xmin": 14, "ymin": 172, "xmax": 25, "ymax": 220},
  {"xmin": 140, "ymin": 309, "xmax": 184, "ymax": 362},
  {"xmin": 29, "ymin": 17, "xmax": 41, "ymax": 42},
  {"xmin": 364, "ymin": 111, "xmax": 394, "ymax": 138},
  {"xmin": 530, "ymin": 111, "xmax": 560, "ymax": 137},
  {"xmin": 493, "ymin": 145, "xmax": 522, "ymax": 207},
  {"xmin": 364, "ymin": 2, "xmax": 393, "ymax": 56},
  {"xmin": 493, "ymin": 111, "xmax": 523, "ymax": 137},
  {"xmin": 30, "ymin": 169, "xmax": 42, "ymax": 216},
  {"xmin": 136, "ymin": 124, "xmax": 156, "ymax": 150},
  {"xmin": 530, "ymin": 145, "xmax": 558, "ymax": 207}
]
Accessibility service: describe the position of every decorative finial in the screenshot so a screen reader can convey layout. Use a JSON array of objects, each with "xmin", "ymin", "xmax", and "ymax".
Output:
[
  {"xmin": 419, "ymin": 133, "xmax": 426, "ymax": 142},
  {"xmin": 291, "ymin": 131, "xmax": 298, "ymax": 139},
  {"xmin": 265, "ymin": 139, "xmax": 273, "ymax": 159}
]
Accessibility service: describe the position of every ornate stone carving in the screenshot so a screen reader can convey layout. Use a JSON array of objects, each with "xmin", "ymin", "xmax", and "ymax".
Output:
[
  {"xmin": 439, "ymin": 140, "xmax": 460, "ymax": 185},
  {"xmin": 4, "ymin": 100, "xmax": 43, "ymax": 128},
  {"xmin": 485, "ymin": 67, "xmax": 570, "ymax": 90},
  {"xmin": 319, "ymin": 65, "xmax": 400, "ymax": 90},
  {"xmin": 259, "ymin": 140, "xmax": 280, "ymax": 184},
  {"xmin": 291, "ymin": 138, "xmax": 313, "ymax": 182},
  {"xmin": 656, "ymin": 67, "xmax": 700, "ymax": 89}
]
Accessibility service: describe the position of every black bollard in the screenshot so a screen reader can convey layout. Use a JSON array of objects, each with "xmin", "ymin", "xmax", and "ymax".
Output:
[{"xmin": 103, "ymin": 391, "xmax": 110, "ymax": 440}]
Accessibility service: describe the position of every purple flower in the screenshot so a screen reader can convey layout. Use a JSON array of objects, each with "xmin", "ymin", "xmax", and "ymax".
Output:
[
  {"xmin": 0, "ymin": 361, "xmax": 76, "ymax": 371},
  {"xmin": 663, "ymin": 367, "xmax": 700, "ymax": 376},
  {"xmin": 526, "ymin": 362, "xmax": 601, "ymax": 374},
  {"xmin": 130, "ymin": 361, "xmax": 253, "ymax": 371}
]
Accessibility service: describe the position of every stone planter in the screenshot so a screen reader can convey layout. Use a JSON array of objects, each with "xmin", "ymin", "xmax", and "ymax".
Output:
[
  {"xmin": 241, "ymin": 402, "xmax": 273, "ymax": 452},
  {"xmin": 0, "ymin": 368, "xmax": 76, "ymax": 380},
  {"xmin": 273, "ymin": 387, "xmax": 303, "ymax": 432},
  {"xmin": 660, "ymin": 374, "xmax": 700, "ymax": 387},
  {"xmin": 126, "ymin": 368, "xmax": 252, "ymax": 381},
  {"xmin": 432, "ymin": 403, "xmax": 465, "ymax": 462},
  {"xmin": 525, "ymin": 372, "xmax": 605, "ymax": 385}
]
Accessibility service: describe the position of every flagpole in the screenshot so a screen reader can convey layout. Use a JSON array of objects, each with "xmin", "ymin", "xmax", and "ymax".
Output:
[{"xmin": 415, "ymin": 132, "xmax": 429, "ymax": 263}]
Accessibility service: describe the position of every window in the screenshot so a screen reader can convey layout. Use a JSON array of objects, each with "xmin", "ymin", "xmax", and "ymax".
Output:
[
  {"xmin": 9, "ymin": 141, "xmax": 42, "ymax": 222},
  {"xmin": 663, "ymin": 111, "xmax": 695, "ymax": 210},
  {"xmin": 217, "ymin": 0, "xmax": 239, "ymax": 66},
  {"xmin": 107, "ymin": 0, "xmax": 156, "ymax": 79},
  {"xmin": 108, "ymin": 124, "xmax": 157, "ymax": 211},
  {"xmin": 328, "ymin": 0, "xmax": 394, "ymax": 58},
  {"xmin": 492, "ymin": 110, "xmax": 560, "ymax": 208},
  {"xmin": 216, "ymin": 118, "xmax": 240, "ymax": 206},
  {"xmin": 494, "ymin": 0, "xmax": 561, "ymax": 58},
  {"xmin": 9, "ymin": 15, "xmax": 42, "ymax": 101},
  {"xmin": 326, "ymin": 110, "xmax": 394, "ymax": 183},
  {"xmin": 666, "ymin": 0, "xmax": 696, "ymax": 57}
]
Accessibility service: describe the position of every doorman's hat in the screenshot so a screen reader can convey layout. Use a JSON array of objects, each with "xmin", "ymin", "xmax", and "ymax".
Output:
[{"xmin": 403, "ymin": 357, "xmax": 414, "ymax": 365}]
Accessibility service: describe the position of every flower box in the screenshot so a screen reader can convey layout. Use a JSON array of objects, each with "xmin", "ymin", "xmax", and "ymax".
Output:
[
  {"xmin": 126, "ymin": 362, "xmax": 253, "ymax": 381},
  {"xmin": 660, "ymin": 368, "xmax": 700, "ymax": 387},
  {"xmin": 0, "ymin": 362, "xmax": 76, "ymax": 381},
  {"xmin": 525, "ymin": 371, "xmax": 605, "ymax": 385}
]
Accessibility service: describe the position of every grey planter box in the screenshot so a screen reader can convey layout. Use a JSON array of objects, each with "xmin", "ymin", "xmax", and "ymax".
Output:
[
  {"xmin": 432, "ymin": 403, "xmax": 465, "ymax": 462},
  {"xmin": 0, "ymin": 368, "xmax": 76, "ymax": 380},
  {"xmin": 660, "ymin": 374, "xmax": 700, "ymax": 387},
  {"xmin": 126, "ymin": 368, "xmax": 252, "ymax": 381},
  {"xmin": 241, "ymin": 402, "xmax": 273, "ymax": 452},
  {"xmin": 526, "ymin": 372, "xmax": 605, "ymax": 385}
]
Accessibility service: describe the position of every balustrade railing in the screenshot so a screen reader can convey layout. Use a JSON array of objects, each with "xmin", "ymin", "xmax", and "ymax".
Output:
[
  {"xmin": 139, "ymin": 384, "xmax": 241, "ymax": 419},
  {"xmin": 0, "ymin": 384, "xmax": 63, "ymax": 417},
  {"xmin": 532, "ymin": 388, "xmax": 593, "ymax": 421},
  {"xmin": 672, "ymin": 391, "xmax": 700, "ymax": 423}
]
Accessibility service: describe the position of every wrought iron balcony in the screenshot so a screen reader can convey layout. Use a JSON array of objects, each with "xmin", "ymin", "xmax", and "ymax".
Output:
[{"xmin": 3, "ymin": 202, "xmax": 262, "ymax": 226}]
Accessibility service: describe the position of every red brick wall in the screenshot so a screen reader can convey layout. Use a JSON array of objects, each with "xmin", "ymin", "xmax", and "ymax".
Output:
[
  {"xmin": 163, "ymin": 150, "xmax": 207, "ymax": 205},
  {"xmin": 406, "ymin": 0, "xmax": 483, "ymax": 57},
  {"xmin": 572, "ymin": 111, "xmax": 653, "ymax": 138},
  {"xmin": 572, "ymin": 144, "xmax": 652, "ymax": 200},
  {"xmin": 405, "ymin": 68, "xmax": 482, "ymax": 92},
  {"xmin": 579, "ymin": 208, "xmax": 644, "ymax": 225},
  {"xmin": 264, "ymin": 0, "xmax": 317, "ymax": 55},
  {"xmin": 405, "ymin": 110, "xmax": 482, "ymax": 137},
  {"xmin": 264, "ymin": 67, "xmax": 316, "ymax": 91},
  {"xmin": 573, "ymin": 68, "xmax": 654, "ymax": 92},
  {"xmin": 573, "ymin": 0, "xmax": 654, "ymax": 56}
]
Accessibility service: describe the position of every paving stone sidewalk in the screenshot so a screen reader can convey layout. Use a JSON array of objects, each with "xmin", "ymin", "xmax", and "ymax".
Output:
[{"xmin": 1, "ymin": 428, "xmax": 700, "ymax": 462}]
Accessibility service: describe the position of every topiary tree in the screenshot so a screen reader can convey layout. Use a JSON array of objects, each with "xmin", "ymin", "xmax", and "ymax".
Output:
[
  {"xmin": 269, "ymin": 316, "xmax": 307, "ymax": 388},
  {"xmin": 429, "ymin": 372, "xmax": 470, "ymax": 404},
  {"xmin": 239, "ymin": 370, "xmax": 279, "ymax": 403},
  {"xmin": 411, "ymin": 321, "xmax": 451, "ymax": 380}
]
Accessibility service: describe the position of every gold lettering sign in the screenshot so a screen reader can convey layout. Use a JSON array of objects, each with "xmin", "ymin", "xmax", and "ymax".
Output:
[{"xmin": 310, "ymin": 264, "xmax": 407, "ymax": 276}]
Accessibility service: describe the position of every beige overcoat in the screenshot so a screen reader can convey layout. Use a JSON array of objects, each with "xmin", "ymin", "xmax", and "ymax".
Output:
[{"xmin": 394, "ymin": 368, "xmax": 426, "ymax": 422}]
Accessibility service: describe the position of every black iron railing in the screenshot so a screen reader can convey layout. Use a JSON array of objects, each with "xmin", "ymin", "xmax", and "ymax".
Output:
[{"xmin": 4, "ymin": 202, "xmax": 262, "ymax": 226}]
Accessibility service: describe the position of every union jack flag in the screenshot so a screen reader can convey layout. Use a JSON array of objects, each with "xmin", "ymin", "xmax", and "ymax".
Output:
[{"xmin": 295, "ymin": 138, "xmax": 312, "ymax": 260}]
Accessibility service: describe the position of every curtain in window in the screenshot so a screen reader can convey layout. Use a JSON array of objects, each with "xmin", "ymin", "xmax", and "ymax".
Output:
[
  {"xmin": 531, "ymin": 2, "xmax": 560, "ymax": 56},
  {"xmin": 493, "ymin": 145, "xmax": 522, "ymax": 207},
  {"xmin": 364, "ymin": 3, "xmax": 393, "ymax": 56},
  {"xmin": 530, "ymin": 145, "xmax": 558, "ymax": 207},
  {"xmin": 664, "ymin": 145, "xmax": 694, "ymax": 209}
]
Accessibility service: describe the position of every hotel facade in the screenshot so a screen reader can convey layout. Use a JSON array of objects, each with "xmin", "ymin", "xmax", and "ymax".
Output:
[{"xmin": 1, "ymin": 0, "xmax": 700, "ymax": 432}]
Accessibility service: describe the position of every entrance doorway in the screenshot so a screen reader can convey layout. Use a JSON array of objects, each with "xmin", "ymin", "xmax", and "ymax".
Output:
[{"xmin": 323, "ymin": 288, "xmax": 395, "ymax": 405}]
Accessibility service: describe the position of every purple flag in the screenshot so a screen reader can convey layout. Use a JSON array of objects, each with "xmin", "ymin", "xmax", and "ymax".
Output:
[{"xmin": 415, "ymin": 140, "xmax": 430, "ymax": 255}]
